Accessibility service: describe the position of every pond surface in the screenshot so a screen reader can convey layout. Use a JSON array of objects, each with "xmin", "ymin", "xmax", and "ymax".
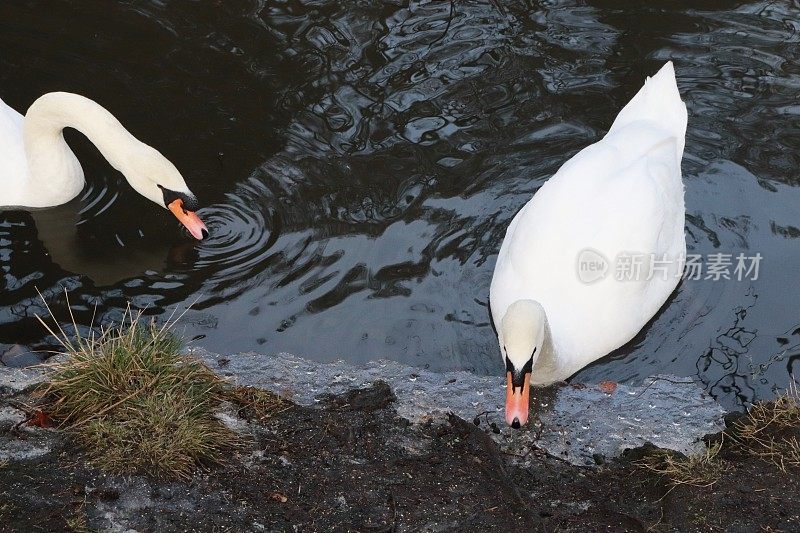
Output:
[{"xmin": 1, "ymin": 0, "xmax": 798, "ymax": 410}]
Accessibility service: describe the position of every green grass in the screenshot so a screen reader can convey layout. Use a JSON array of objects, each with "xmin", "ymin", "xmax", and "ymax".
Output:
[{"xmin": 35, "ymin": 301, "xmax": 283, "ymax": 480}]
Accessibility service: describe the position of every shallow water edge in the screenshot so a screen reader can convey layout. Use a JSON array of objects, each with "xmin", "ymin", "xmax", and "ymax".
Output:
[{"xmin": 192, "ymin": 347, "xmax": 725, "ymax": 465}]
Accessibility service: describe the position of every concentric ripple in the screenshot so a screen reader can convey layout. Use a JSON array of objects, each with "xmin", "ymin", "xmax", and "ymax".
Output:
[{"xmin": 190, "ymin": 182, "xmax": 282, "ymax": 305}]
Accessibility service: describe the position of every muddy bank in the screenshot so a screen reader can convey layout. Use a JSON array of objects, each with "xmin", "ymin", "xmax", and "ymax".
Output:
[
  {"xmin": 190, "ymin": 349, "xmax": 725, "ymax": 465},
  {"xmin": 2, "ymin": 357, "xmax": 797, "ymax": 531}
]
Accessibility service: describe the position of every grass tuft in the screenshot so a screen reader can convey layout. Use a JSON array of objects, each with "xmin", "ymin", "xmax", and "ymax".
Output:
[
  {"xmin": 636, "ymin": 441, "xmax": 726, "ymax": 488},
  {"xmin": 729, "ymin": 383, "xmax": 800, "ymax": 472},
  {"xmin": 34, "ymin": 298, "xmax": 282, "ymax": 480}
]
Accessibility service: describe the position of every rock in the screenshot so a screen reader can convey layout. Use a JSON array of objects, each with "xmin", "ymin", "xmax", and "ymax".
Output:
[
  {"xmin": 1, "ymin": 344, "xmax": 45, "ymax": 368},
  {"xmin": 0, "ymin": 438, "xmax": 53, "ymax": 461},
  {"xmin": 0, "ymin": 365, "xmax": 48, "ymax": 397},
  {"xmin": 0, "ymin": 354, "xmax": 65, "ymax": 398},
  {"xmin": 0, "ymin": 406, "xmax": 26, "ymax": 427},
  {"xmin": 0, "ymin": 406, "xmax": 56, "ymax": 461}
]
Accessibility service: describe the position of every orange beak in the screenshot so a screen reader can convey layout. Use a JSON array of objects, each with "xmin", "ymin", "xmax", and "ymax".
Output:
[
  {"xmin": 505, "ymin": 371, "xmax": 531, "ymax": 429},
  {"xmin": 168, "ymin": 198, "xmax": 208, "ymax": 240}
]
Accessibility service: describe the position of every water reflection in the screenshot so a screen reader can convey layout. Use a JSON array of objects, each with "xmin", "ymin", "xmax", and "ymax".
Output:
[{"xmin": 1, "ymin": 0, "xmax": 799, "ymax": 409}]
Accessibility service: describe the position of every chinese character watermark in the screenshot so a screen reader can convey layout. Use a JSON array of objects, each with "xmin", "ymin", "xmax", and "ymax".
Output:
[{"xmin": 576, "ymin": 250, "xmax": 762, "ymax": 284}]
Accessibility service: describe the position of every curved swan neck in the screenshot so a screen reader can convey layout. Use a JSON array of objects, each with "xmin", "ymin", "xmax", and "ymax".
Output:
[{"xmin": 23, "ymin": 92, "xmax": 143, "ymax": 206}]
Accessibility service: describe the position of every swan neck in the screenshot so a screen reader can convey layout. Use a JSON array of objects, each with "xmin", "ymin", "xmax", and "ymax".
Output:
[
  {"xmin": 23, "ymin": 92, "xmax": 140, "ymax": 206},
  {"xmin": 533, "ymin": 314, "xmax": 558, "ymax": 376}
]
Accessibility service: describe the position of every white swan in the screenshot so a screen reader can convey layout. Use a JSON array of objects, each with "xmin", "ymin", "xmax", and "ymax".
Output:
[
  {"xmin": 490, "ymin": 62, "xmax": 687, "ymax": 428},
  {"xmin": 0, "ymin": 92, "xmax": 207, "ymax": 239}
]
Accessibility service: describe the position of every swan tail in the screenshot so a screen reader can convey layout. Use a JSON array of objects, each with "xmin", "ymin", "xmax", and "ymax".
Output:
[{"xmin": 607, "ymin": 62, "xmax": 687, "ymax": 159}]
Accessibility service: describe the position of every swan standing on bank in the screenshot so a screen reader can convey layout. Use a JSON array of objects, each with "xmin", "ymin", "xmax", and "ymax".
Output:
[
  {"xmin": 0, "ymin": 92, "xmax": 207, "ymax": 239},
  {"xmin": 490, "ymin": 62, "xmax": 687, "ymax": 428}
]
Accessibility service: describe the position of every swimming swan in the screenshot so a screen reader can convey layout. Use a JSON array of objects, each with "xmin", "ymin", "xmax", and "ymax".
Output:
[
  {"xmin": 0, "ymin": 92, "xmax": 207, "ymax": 239},
  {"xmin": 490, "ymin": 62, "xmax": 687, "ymax": 428}
]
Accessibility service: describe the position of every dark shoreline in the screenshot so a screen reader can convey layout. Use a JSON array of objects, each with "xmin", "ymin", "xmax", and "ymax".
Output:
[{"xmin": 2, "ymin": 363, "xmax": 799, "ymax": 532}]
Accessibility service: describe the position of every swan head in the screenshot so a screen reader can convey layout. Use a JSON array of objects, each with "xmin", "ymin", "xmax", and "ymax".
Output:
[
  {"xmin": 500, "ymin": 300, "xmax": 546, "ymax": 429},
  {"xmin": 123, "ymin": 146, "xmax": 208, "ymax": 240}
]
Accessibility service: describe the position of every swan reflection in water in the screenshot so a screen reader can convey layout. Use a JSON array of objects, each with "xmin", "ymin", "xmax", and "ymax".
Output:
[{"xmin": 24, "ymin": 200, "xmax": 199, "ymax": 287}]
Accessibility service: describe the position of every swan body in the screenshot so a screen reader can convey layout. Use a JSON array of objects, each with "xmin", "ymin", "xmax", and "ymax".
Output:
[
  {"xmin": 0, "ymin": 92, "xmax": 207, "ymax": 239},
  {"xmin": 491, "ymin": 62, "xmax": 687, "ymax": 427}
]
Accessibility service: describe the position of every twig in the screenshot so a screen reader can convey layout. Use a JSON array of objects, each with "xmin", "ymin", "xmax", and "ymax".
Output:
[{"xmin": 635, "ymin": 376, "xmax": 696, "ymax": 398}]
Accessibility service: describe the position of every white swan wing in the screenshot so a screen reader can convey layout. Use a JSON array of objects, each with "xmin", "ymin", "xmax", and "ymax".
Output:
[{"xmin": 0, "ymin": 97, "xmax": 29, "ymax": 206}]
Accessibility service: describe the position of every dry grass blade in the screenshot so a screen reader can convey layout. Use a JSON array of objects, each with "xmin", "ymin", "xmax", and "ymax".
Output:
[
  {"xmin": 730, "ymin": 384, "xmax": 800, "ymax": 472},
  {"xmin": 229, "ymin": 385, "xmax": 289, "ymax": 422},
  {"xmin": 636, "ymin": 441, "xmax": 726, "ymax": 488},
  {"xmin": 65, "ymin": 501, "xmax": 90, "ymax": 533}
]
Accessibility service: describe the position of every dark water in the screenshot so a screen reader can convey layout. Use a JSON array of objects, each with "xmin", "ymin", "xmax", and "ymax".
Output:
[{"xmin": 1, "ymin": 0, "xmax": 799, "ymax": 410}]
